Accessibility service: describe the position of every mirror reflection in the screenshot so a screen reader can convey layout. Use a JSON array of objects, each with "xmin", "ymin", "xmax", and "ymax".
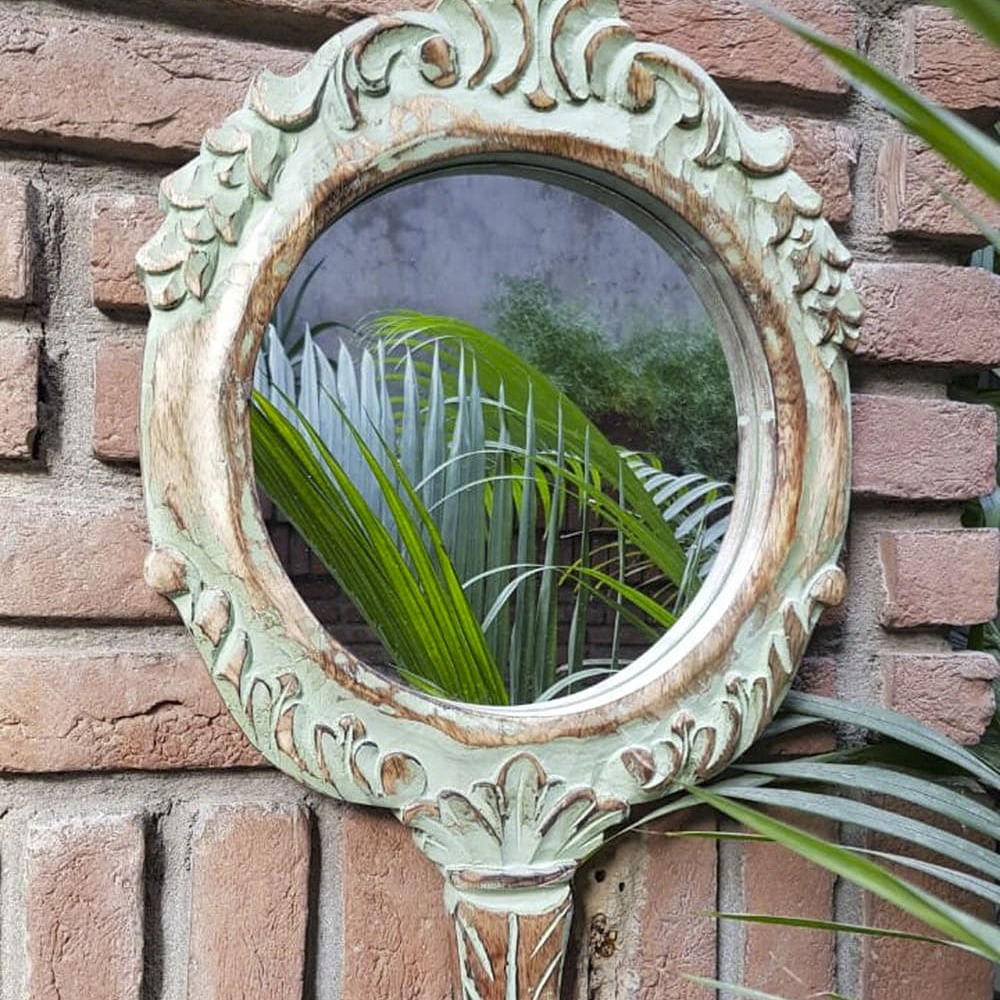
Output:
[{"xmin": 252, "ymin": 173, "xmax": 738, "ymax": 706}]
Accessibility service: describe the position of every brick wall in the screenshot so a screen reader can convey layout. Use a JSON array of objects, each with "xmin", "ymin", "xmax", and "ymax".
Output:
[{"xmin": 0, "ymin": 2, "xmax": 997, "ymax": 998}]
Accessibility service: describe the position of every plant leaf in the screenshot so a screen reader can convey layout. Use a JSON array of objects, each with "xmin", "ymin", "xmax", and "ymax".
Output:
[
  {"xmin": 684, "ymin": 975, "xmax": 847, "ymax": 1000},
  {"xmin": 937, "ymin": 0, "xmax": 1000, "ymax": 49},
  {"xmin": 752, "ymin": 0, "xmax": 1000, "ymax": 202},
  {"xmin": 714, "ymin": 784, "xmax": 1000, "ymax": 883},
  {"xmin": 735, "ymin": 759, "xmax": 1000, "ymax": 841},
  {"xmin": 687, "ymin": 786, "xmax": 1000, "ymax": 962},
  {"xmin": 781, "ymin": 693, "xmax": 1000, "ymax": 793},
  {"xmin": 709, "ymin": 912, "xmax": 976, "ymax": 951}
]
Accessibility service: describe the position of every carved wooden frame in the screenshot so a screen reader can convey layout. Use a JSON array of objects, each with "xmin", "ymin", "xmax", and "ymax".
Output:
[{"xmin": 137, "ymin": 1, "xmax": 858, "ymax": 993}]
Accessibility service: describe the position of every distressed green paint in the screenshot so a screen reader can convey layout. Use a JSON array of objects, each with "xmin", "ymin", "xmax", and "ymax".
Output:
[{"xmin": 136, "ymin": 1, "xmax": 857, "ymax": 994}]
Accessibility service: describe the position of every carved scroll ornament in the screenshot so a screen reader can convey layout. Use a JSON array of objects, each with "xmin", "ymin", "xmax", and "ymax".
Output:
[{"xmin": 137, "ymin": 1, "xmax": 857, "ymax": 995}]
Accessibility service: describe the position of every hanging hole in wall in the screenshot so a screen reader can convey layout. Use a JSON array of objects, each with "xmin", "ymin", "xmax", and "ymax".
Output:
[{"xmin": 250, "ymin": 169, "xmax": 741, "ymax": 708}]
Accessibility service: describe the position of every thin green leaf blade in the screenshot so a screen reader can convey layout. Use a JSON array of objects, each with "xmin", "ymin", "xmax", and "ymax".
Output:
[
  {"xmin": 736, "ymin": 760, "xmax": 1000, "ymax": 841},
  {"xmin": 684, "ymin": 976, "xmax": 838, "ymax": 1000},
  {"xmin": 755, "ymin": 1, "xmax": 1000, "ymax": 202},
  {"xmin": 782, "ymin": 693, "xmax": 1000, "ymax": 793},
  {"xmin": 937, "ymin": 0, "xmax": 1000, "ymax": 49},
  {"xmin": 688, "ymin": 786, "xmax": 1000, "ymax": 962}
]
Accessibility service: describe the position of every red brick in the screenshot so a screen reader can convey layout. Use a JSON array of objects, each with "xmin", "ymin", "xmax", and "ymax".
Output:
[
  {"xmin": 0, "ymin": 13, "xmax": 306, "ymax": 160},
  {"xmin": 902, "ymin": 6, "xmax": 1000, "ymax": 114},
  {"xmin": 748, "ymin": 116, "xmax": 857, "ymax": 224},
  {"xmin": 853, "ymin": 263, "xmax": 1000, "ymax": 366},
  {"xmin": 91, "ymin": 195, "xmax": 160, "ymax": 313},
  {"xmin": 0, "ymin": 333, "xmax": 39, "ymax": 459},
  {"xmin": 342, "ymin": 809, "xmax": 454, "ymax": 1000},
  {"xmin": 877, "ymin": 136, "xmax": 1000, "ymax": 241},
  {"xmin": 623, "ymin": 0, "xmax": 855, "ymax": 97},
  {"xmin": 26, "ymin": 814, "xmax": 145, "ymax": 1000},
  {"xmin": 94, "ymin": 338, "xmax": 142, "ymax": 463},
  {"xmin": 882, "ymin": 652, "xmax": 1000, "ymax": 745},
  {"xmin": 861, "ymin": 829, "xmax": 994, "ymax": 1000},
  {"xmin": 0, "ymin": 174, "xmax": 33, "ymax": 302},
  {"xmin": 0, "ymin": 506, "xmax": 175, "ymax": 621},
  {"xmin": 743, "ymin": 813, "xmax": 835, "ymax": 997},
  {"xmin": 741, "ymin": 676, "xmax": 837, "ymax": 989},
  {"xmin": 638, "ymin": 810, "xmax": 717, "ymax": 998},
  {"xmin": 0, "ymin": 652, "xmax": 261, "ymax": 771},
  {"xmin": 852, "ymin": 395, "xmax": 997, "ymax": 500},
  {"xmin": 566, "ymin": 837, "xmax": 645, "ymax": 997},
  {"xmin": 879, "ymin": 530, "xmax": 1000, "ymax": 629},
  {"xmin": 189, "ymin": 805, "xmax": 311, "ymax": 999}
]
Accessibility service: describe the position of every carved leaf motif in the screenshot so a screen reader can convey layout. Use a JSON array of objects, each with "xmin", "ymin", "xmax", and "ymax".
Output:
[
  {"xmin": 452, "ymin": 893, "xmax": 572, "ymax": 1000},
  {"xmin": 184, "ymin": 243, "xmax": 219, "ymax": 301},
  {"xmin": 251, "ymin": 43, "xmax": 345, "ymax": 130},
  {"xmin": 609, "ymin": 566, "xmax": 849, "ymax": 797},
  {"xmin": 403, "ymin": 753, "xmax": 626, "ymax": 872},
  {"xmin": 312, "ymin": 715, "xmax": 429, "ymax": 805},
  {"xmin": 137, "ymin": 0, "xmax": 860, "ymax": 369}
]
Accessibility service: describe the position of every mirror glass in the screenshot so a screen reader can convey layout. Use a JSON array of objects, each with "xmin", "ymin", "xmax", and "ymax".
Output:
[{"xmin": 251, "ymin": 171, "xmax": 739, "ymax": 706}]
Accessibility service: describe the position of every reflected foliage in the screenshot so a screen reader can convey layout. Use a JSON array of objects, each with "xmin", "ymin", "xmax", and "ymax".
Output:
[
  {"xmin": 489, "ymin": 278, "xmax": 738, "ymax": 480},
  {"xmin": 252, "ymin": 310, "xmax": 733, "ymax": 704}
]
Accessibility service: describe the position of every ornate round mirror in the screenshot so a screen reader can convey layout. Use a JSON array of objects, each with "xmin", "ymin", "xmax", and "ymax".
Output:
[{"xmin": 137, "ymin": 2, "xmax": 859, "ymax": 995}]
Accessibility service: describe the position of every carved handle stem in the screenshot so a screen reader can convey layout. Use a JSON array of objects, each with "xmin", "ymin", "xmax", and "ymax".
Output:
[{"xmin": 445, "ymin": 878, "xmax": 574, "ymax": 1000}]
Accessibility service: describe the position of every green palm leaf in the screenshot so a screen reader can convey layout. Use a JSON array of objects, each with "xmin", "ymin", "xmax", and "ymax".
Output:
[
  {"xmin": 688, "ymin": 786, "xmax": 1000, "ymax": 962},
  {"xmin": 252, "ymin": 391, "xmax": 508, "ymax": 705},
  {"xmin": 751, "ymin": 1, "xmax": 1000, "ymax": 203},
  {"xmin": 371, "ymin": 310, "xmax": 690, "ymax": 586},
  {"xmin": 254, "ymin": 312, "xmax": 740, "ymax": 702}
]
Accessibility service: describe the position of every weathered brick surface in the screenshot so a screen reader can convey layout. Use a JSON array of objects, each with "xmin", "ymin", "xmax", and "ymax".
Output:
[
  {"xmin": 852, "ymin": 395, "xmax": 997, "ymax": 500},
  {"xmin": 0, "ymin": 173, "xmax": 33, "ymax": 302},
  {"xmin": 853, "ymin": 263, "xmax": 1000, "ymax": 366},
  {"xmin": 566, "ymin": 840, "xmax": 645, "ymax": 998},
  {"xmin": 0, "ymin": 13, "xmax": 307, "ymax": 160},
  {"xmin": 94, "ymin": 338, "xmax": 143, "ymax": 463},
  {"xmin": 191, "ymin": 0, "xmax": 429, "ymax": 20},
  {"xmin": 342, "ymin": 808, "xmax": 454, "ymax": 1000},
  {"xmin": 0, "ymin": 507, "xmax": 175, "ymax": 621},
  {"xmin": 743, "ymin": 812, "xmax": 836, "ymax": 997},
  {"xmin": 26, "ymin": 814, "xmax": 145, "ymax": 1000},
  {"xmin": 0, "ymin": 652, "xmax": 261, "ymax": 771},
  {"xmin": 623, "ymin": 0, "xmax": 854, "ymax": 96},
  {"xmin": 862, "ymin": 829, "xmax": 995, "ymax": 1000},
  {"xmin": 878, "ymin": 136, "xmax": 1000, "ymax": 240},
  {"xmin": 882, "ymin": 652, "xmax": 1000, "ymax": 745},
  {"xmin": 91, "ymin": 195, "xmax": 161, "ymax": 312},
  {"xmin": 0, "ymin": 333, "xmax": 39, "ymax": 459},
  {"xmin": 638, "ymin": 810, "xmax": 717, "ymax": 998},
  {"xmin": 902, "ymin": 6, "xmax": 1000, "ymax": 114},
  {"xmin": 880, "ymin": 530, "xmax": 1000, "ymax": 629},
  {"xmin": 188, "ymin": 805, "xmax": 311, "ymax": 999}
]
